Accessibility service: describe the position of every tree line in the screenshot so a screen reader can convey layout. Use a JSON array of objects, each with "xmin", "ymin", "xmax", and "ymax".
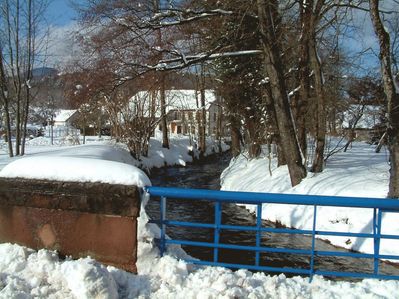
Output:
[{"xmin": 1, "ymin": 0, "xmax": 398, "ymax": 197}]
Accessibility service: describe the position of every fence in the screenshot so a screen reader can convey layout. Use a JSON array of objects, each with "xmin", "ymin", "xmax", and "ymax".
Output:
[{"xmin": 144, "ymin": 186, "xmax": 399, "ymax": 281}]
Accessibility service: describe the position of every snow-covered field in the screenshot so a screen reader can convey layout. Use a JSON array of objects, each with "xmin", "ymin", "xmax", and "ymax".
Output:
[{"xmin": 0, "ymin": 136, "xmax": 398, "ymax": 298}]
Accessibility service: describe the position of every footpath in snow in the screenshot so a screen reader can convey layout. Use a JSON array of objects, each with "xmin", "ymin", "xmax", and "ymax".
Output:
[{"xmin": 0, "ymin": 136, "xmax": 398, "ymax": 298}]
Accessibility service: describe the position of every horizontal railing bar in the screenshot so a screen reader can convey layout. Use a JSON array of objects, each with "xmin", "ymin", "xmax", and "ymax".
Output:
[
  {"xmin": 165, "ymin": 220, "xmax": 215, "ymax": 229},
  {"xmin": 379, "ymin": 234, "xmax": 399, "ymax": 240},
  {"xmin": 166, "ymin": 239, "xmax": 312, "ymax": 255},
  {"xmin": 151, "ymin": 219, "xmax": 399, "ymax": 240},
  {"xmin": 144, "ymin": 186, "xmax": 399, "ymax": 210},
  {"xmin": 379, "ymin": 254, "xmax": 399, "ymax": 260},
  {"xmin": 185, "ymin": 259, "xmax": 311, "ymax": 275},
  {"xmin": 316, "ymin": 250, "xmax": 374, "ymax": 259},
  {"xmin": 166, "ymin": 239, "xmax": 399, "ymax": 260}
]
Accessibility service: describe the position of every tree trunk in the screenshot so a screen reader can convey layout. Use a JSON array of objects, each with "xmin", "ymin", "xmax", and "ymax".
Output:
[
  {"xmin": 256, "ymin": 0, "xmax": 307, "ymax": 186},
  {"xmin": 21, "ymin": 0, "xmax": 33, "ymax": 156},
  {"xmin": 369, "ymin": 0, "xmax": 399, "ymax": 198},
  {"xmin": 152, "ymin": 0, "xmax": 169, "ymax": 149},
  {"xmin": 296, "ymin": 0, "xmax": 312, "ymax": 158},
  {"xmin": 199, "ymin": 88, "xmax": 206, "ymax": 155},
  {"xmin": 375, "ymin": 131, "xmax": 387, "ymax": 153},
  {"xmin": 230, "ymin": 115, "xmax": 242, "ymax": 158},
  {"xmin": 245, "ymin": 115, "xmax": 261, "ymax": 159},
  {"xmin": 0, "ymin": 47, "xmax": 14, "ymax": 157},
  {"xmin": 310, "ymin": 33, "xmax": 327, "ymax": 173},
  {"xmin": 216, "ymin": 101, "xmax": 223, "ymax": 152},
  {"xmin": 14, "ymin": 0, "xmax": 22, "ymax": 156},
  {"xmin": 160, "ymin": 73, "xmax": 169, "ymax": 149}
]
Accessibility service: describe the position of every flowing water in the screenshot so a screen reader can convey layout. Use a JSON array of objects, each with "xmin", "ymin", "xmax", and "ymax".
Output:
[{"xmin": 146, "ymin": 152, "xmax": 399, "ymax": 279}]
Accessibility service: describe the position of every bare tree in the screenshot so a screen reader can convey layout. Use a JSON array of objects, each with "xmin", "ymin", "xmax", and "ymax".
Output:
[
  {"xmin": 369, "ymin": 0, "xmax": 399, "ymax": 198},
  {"xmin": 0, "ymin": 0, "xmax": 48, "ymax": 157},
  {"xmin": 0, "ymin": 44, "xmax": 14, "ymax": 156}
]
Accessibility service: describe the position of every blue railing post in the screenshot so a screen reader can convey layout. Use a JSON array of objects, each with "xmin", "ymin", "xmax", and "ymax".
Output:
[
  {"xmin": 214, "ymin": 201, "xmax": 221, "ymax": 263},
  {"xmin": 160, "ymin": 196, "xmax": 167, "ymax": 256},
  {"xmin": 255, "ymin": 204, "xmax": 262, "ymax": 266},
  {"xmin": 309, "ymin": 205, "xmax": 317, "ymax": 282},
  {"xmin": 373, "ymin": 208, "xmax": 382, "ymax": 275}
]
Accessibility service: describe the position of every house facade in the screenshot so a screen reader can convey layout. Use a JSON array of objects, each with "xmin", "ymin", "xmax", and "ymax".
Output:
[
  {"xmin": 130, "ymin": 89, "xmax": 228, "ymax": 138},
  {"xmin": 53, "ymin": 109, "xmax": 78, "ymax": 127}
]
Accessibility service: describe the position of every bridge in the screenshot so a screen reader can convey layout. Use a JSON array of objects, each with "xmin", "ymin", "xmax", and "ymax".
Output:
[{"xmin": 145, "ymin": 186, "xmax": 399, "ymax": 281}]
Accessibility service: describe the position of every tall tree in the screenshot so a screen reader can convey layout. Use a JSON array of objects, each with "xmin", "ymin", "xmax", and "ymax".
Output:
[
  {"xmin": 369, "ymin": 0, "xmax": 399, "ymax": 198},
  {"xmin": 256, "ymin": 0, "xmax": 307, "ymax": 186}
]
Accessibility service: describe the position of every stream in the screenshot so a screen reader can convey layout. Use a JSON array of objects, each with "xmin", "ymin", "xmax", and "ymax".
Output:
[{"xmin": 146, "ymin": 152, "xmax": 399, "ymax": 279}]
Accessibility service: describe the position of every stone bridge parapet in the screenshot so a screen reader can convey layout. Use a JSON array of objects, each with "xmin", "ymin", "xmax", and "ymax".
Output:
[{"xmin": 0, "ymin": 178, "xmax": 140, "ymax": 273}]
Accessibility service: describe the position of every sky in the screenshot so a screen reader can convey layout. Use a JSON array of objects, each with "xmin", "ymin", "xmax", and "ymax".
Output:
[
  {"xmin": 46, "ymin": 0, "xmax": 78, "ymax": 27},
  {"xmin": 42, "ymin": 1, "xmax": 397, "ymax": 74},
  {"xmin": 44, "ymin": 0, "xmax": 82, "ymax": 68}
]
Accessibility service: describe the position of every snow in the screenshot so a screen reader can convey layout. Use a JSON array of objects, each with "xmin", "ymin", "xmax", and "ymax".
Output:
[
  {"xmin": 54, "ymin": 109, "xmax": 77, "ymax": 123},
  {"xmin": 0, "ymin": 133, "xmax": 227, "ymax": 186},
  {"xmin": 1, "ymin": 211, "xmax": 399, "ymax": 298},
  {"xmin": 0, "ymin": 156, "xmax": 151, "ymax": 187},
  {"xmin": 1, "ymin": 136, "xmax": 399, "ymax": 297},
  {"xmin": 220, "ymin": 140, "xmax": 395, "ymax": 255}
]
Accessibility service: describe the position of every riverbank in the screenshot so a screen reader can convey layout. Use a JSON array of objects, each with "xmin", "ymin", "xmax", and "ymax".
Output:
[
  {"xmin": 0, "ymin": 134, "xmax": 229, "ymax": 173},
  {"xmin": 220, "ymin": 140, "xmax": 395, "ymax": 257}
]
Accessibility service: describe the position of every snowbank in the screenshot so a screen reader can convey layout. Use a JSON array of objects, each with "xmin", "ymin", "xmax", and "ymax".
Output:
[
  {"xmin": 0, "ymin": 156, "xmax": 151, "ymax": 187},
  {"xmin": 1, "ymin": 211, "xmax": 399, "ymax": 298},
  {"xmin": 0, "ymin": 144, "xmax": 151, "ymax": 187},
  {"xmin": 0, "ymin": 135, "xmax": 228, "ymax": 186},
  {"xmin": 138, "ymin": 135, "xmax": 229, "ymax": 171},
  {"xmin": 220, "ymin": 141, "xmax": 396, "ymax": 255}
]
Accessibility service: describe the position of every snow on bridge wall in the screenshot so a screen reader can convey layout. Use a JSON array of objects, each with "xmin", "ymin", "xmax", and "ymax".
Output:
[{"xmin": 0, "ymin": 178, "xmax": 140, "ymax": 273}]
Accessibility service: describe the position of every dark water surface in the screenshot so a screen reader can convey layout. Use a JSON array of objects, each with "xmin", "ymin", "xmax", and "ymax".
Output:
[{"xmin": 146, "ymin": 152, "xmax": 399, "ymax": 279}]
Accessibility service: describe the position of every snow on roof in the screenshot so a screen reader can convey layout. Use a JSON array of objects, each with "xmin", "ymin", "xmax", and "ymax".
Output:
[
  {"xmin": 130, "ymin": 89, "xmax": 217, "ymax": 117},
  {"xmin": 0, "ymin": 144, "xmax": 151, "ymax": 187},
  {"xmin": 54, "ymin": 109, "xmax": 77, "ymax": 122},
  {"xmin": 341, "ymin": 104, "xmax": 382, "ymax": 129}
]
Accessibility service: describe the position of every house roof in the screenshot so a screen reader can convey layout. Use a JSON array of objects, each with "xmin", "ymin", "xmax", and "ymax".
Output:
[
  {"xmin": 129, "ymin": 89, "xmax": 217, "ymax": 117},
  {"xmin": 54, "ymin": 109, "xmax": 77, "ymax": 122}
]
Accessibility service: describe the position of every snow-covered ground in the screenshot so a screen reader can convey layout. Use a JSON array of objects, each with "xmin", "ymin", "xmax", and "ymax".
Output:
[
  {"xmin": 0, "ymin": 133, "xmax": 228, "ymax": 173},
  {"xmin": 220, "ymin": 141, "xmax": 395, "ymax": 256},
  {"xmin": 0, "ymin": 136, "xmax": 399, "ymax": 298}
]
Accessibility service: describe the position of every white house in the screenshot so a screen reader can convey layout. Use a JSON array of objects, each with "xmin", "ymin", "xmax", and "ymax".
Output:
[
  {"xmin": 129, "ymin": 89, "xmax": 227, "ymax": 137},
  {"xmin": 53, "ymin": 109, "xmax": 78, "ymax": 127}
]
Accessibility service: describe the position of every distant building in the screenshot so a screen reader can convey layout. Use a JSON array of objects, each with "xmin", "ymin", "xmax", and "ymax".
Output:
[
  {"xmin": 129, "ymin": 89, "xmax": 228, "ymax": 137},
  {"xmin": 53, "ymin": 109, "xmax": 78, "ymax": 127},
  {"xmin": 340, "ymin": 104, "xmax": 384, "ymax": 141}
]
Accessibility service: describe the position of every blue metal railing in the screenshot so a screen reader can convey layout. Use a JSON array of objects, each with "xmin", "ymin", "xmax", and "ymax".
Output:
[{"xmin": 144, "ymin": 186, "xmax": 399, "ymax": 281}]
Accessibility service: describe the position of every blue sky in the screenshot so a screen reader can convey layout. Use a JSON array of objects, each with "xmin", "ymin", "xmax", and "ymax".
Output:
[{"xmin": 46, "ymin": 0, "xmax": 78, "ymax": 26}]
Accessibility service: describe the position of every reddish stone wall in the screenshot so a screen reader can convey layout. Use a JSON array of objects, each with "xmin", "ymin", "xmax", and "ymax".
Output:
[{"xmin": 0, "ymin": 178, "xmax": 141, "ymax": 273}]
